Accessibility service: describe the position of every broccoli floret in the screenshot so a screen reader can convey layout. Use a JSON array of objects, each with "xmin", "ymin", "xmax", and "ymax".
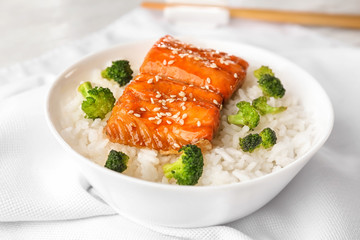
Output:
[
  {"xmin": 257, "ymin": 74, "xmax": 286, "ymax": 99},
  {"xmin": 105, "ymin": 150, "xmax": 129, "ymax": 173},
  {"xmin": 101, "ymin": 60, "xmax": 133, "ymax": 86},
  {"xmin": 239, "ymin": 133, "xmax": 262, "ymax": 152},
  {"xmin": 78, "ymin": 82, "xmax": 115, "ymax": 120},
  {"xmin": 239, "ymin": 128, "xmax": 278, "ymax": 152},
  {"xmin": 227, "ymin": 101, "xmax": 260, "ymax": 129},
  {"xmin": 254, "ymin": 66, "xmax": 285, "ymax": 99},
  {"xmin": 254, "ymin": 66, "xmax": 274, "ymax": 79},
  {"xmin": 252, "ymin": 96, "xmax": 287, "ymax": 115},
  {"xmin": 260, "ymin": 128, "xmax": 277, "ymax": 149},
  {"xmin": 163, "ymin": 144, "xmax": 204, "ymax": 185}
]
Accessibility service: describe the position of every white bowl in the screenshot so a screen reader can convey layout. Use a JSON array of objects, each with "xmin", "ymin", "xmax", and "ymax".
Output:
[{"xmin": 46, "ymin": 38, "xmax": 333, "ymax": 228}]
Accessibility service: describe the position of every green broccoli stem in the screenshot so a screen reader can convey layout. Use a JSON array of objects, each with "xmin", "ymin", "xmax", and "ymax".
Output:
[
  {"xmin": 252, "ymin": 96, "xmax": 287, "ymax": 115},
  {"xmin": 101, "ymin": 69, "xmax": 109, "ymax": 80},
  {"xmin": 163, "ymin": 159, "xmax": 183, "ymax": 179},
  {"xmin": 78, "ymin": 82, "xmax": 92, "ymax": 98},
  {"xmin": 228, "ymin": 115, "xmax": 246, "ymax": 126}
]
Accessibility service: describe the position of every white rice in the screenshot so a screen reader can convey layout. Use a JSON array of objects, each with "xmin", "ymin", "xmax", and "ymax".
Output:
[{"xmin": 60, "ymin": 67, "xmax": 315, "ymax": 186}]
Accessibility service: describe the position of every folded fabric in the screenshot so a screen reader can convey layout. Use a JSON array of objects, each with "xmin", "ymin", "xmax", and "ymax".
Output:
[{"xmin": 1, "ymin": 7, "xmax": 360, "ymax": 240}]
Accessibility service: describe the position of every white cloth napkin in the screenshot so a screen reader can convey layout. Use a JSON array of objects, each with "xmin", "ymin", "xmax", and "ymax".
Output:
[{"xmin": 1, "ymin": 7, "xmax": 360, "ymax": 240}]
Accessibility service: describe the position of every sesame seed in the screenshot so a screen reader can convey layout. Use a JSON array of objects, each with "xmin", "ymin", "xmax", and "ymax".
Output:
[
  {"xmin": 194, "ymin": 57, "xmax": 200, "ymax": 60},
  {"xmin": 157, "ymin": 119, "xmax": 162, "ymax": 125},
  {"xmin": 193, "ymin": 98, "xmax": 196, "ymax": 101},
  {"xmin": 179, "ymin": 91, "xmax": 185, "ymax": 97},
  {"xmin": 170, "ymin": 55, "xmax": 175, "ymax": 58},
  {"xmin": 182, "ymin": 86, "xmax": 186, "ymax": 91},
  {"xmin": 166, "ymin": 112, "xmax": 172, "ymax": 116},
  {"xmin": 179, "ymin": 119, "xmax": 184, "ymax": 125},
  {"xmin": 170, "ymin": 94, "xmax": 177, "ymax": 98},
  {"xmin": 153, "ymin": 107, "xmax": 161, "ymax": 111},
  {"xmin": 163, "ymin": 106, "xmax": 168, "ymax": 110},
  {"xmin": 210, "ymin": 63, "xmax": 217, "ymax": 68},
  {"xmin": 148, "ymin": 117, "xmax": 156, "ymax": 121},
  {"xmin": 189, "ymin": 84, "xmax": 194, "ymax": 87},
  {"xmin": 172, "ymin": 50, "xmax": 178, "ymax": 54},
  {"xmin": 167, "ymin": 60, "xmax": 175, "ymax": 65},
  {"xmin": 128, "ymin": 110, "xmax": 134, "ymax": 114},
  {"xmin": 183, "ymin": 97, "xmax": 187, "ymax": 101},
  {"xmin": 163, "ymin": 59, "xmax": 167, "ymax": 65},
  {"xmin": 147, "ymin": 78, "xmax": 153, "ymax": 84},
  {"xmin": 213, "ymin": 99, "xmax": 219, "ymax": 105},
  {"xmin": 155, "ymin": 75, "xmax": 160, "ymax": 82},
  {"xmin": 234, "ymin": 73, "xmax": 238, "ymax": 78},
  {"xmin": 166, "ymin": 120, "xmax": 172, "ymax": 124},
  {"xmin": 173, "ymin": 112, "xmax": 180, "ymax": 118},
  {"xmin": 156, "ymin": 94, "xmax": 161, "ymax": 98},
  {"xmin": 205, "ymin": 85, "xmax": 210, "ymax": 90},
  {"xmin": 182, "ymin": 106, "xmax": 186, "ymax": 111},
  {"xmin": 150, "ymin": 98, "xmax": 154, "ymax": 104},
  {"xmin": 173, "ymin": 143, "xmax": 180, "ymax": 148},
  {"xmin": 207, "ymin": 77, "xmax": 211, "ymax": 83},
  {"xmin": 168, "ymin": 99, "xmax": 175, "ymax": 103},
  {"xmin": 140, "ymin": 108, "xmax": 146, "ymax": 111},
  {"xmin": 180, "ymin": 102, "xmax": 185, "ymax": 107},
  {"xmin": 134, "ymin": 113, "xmax": 141, "ymax": 118},
  {"xmin": 182, "ymin": 113, "xmax": 187, "ymax": 119},
  {"xmin": 157, "ymin": 113, "xmax": 162, "ymax": 118},
  {"xmin": 197, "ymin": 121, "xmax": 201, "ymax": 127},
  {"xmin": 160, "ymin": 112, "xmax": 167, "ymax": 116}
]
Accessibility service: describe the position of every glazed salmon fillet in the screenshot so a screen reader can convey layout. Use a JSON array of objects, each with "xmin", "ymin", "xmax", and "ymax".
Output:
[
  {"xmin": 105, "ymin": 35, "xmax": 248, "ymax": 152},
  {"xmin": 105, "ymin": 74, "xmax": 221, "ymax": 152},
  {"xmin": 140, "ymin": 35, "xmax": 249, "ymax": 100}
]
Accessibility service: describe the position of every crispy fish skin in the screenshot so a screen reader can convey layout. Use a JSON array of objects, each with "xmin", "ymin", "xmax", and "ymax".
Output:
[
  {"xmin": 139, "ymin": 35, "xmax": 249, "ymax": 100},
  {"xmin": 105, "ymin": 74, "xmax": 221, "ymax": 152}
]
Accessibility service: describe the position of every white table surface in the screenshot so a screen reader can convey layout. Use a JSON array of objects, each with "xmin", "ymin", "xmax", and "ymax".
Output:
[{"xmin": 1, "ymin": 0, "xmax": 360, "ymax": 68}]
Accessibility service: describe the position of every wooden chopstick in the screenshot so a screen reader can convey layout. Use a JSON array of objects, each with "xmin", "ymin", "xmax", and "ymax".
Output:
[{"xmin": 141, "ymin": 1, "xmax": 360, "ymax": 29}]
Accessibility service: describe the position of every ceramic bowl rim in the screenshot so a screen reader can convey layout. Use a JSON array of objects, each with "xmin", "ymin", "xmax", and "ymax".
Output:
[{"xmin": 45, "ymin": 37, "xmax": 334, "ymax": 192}]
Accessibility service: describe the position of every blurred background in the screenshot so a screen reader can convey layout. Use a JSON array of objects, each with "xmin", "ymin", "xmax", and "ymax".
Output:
[{"xmin": 1, "ymin": 0, "xmax": 360, "ymax": 68}]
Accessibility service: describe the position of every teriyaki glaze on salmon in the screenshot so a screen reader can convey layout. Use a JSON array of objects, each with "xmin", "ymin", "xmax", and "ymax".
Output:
[{"xmin": 105, "ymin": 35, "xmax": 249, "ymax": 153}]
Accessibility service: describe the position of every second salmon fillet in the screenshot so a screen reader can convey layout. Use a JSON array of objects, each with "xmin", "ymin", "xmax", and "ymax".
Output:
[{"xmin": 140, "ymin": 35, "xmax": 249, "ymax": 101}]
